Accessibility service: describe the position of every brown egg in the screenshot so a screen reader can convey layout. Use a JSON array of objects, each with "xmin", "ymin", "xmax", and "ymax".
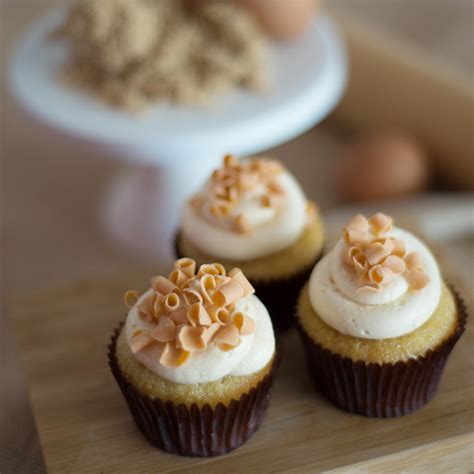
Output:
[
  {"xmin": 237, "ymin": 0, "xmax": 316, "ymax": 39},
  {"xmin": 335, "ymin": 131, "xmax": 430, "ymax": 201}
]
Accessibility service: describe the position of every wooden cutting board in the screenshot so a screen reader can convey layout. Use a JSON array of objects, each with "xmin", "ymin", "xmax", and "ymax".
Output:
[{"xmin": 11, "ymin": 267, "xmax": 473, "ymax": 473}]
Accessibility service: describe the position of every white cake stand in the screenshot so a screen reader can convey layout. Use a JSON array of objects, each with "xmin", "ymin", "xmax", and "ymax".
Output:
[{"xmin": 9, "ymin": 7, "xmax": 347, "ymax": 265}]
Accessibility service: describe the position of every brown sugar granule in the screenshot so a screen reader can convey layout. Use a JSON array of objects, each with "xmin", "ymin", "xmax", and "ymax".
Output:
[{"xmin": 54, "ymin": 0, "xmax": 269, "ymax": 110}]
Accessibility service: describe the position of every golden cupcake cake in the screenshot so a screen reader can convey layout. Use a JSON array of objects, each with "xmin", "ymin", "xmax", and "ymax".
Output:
[
  {"xmin": 297, "ymin": 212, "xmax": 466, "ymax": 417},
  {"xmin": 109, "ymin": 258, "xmax": 277, "ymax": 456},
  {"xmin": 176, "ymin": 154, "xmax": 324, "ymax": 331}
]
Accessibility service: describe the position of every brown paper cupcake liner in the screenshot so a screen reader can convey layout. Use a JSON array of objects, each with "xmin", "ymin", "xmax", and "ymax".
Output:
[
  {"xmin": 297, "ymin": 288, "xmax": 467, "ymax": 418},
  {"xmin": 108, "ymin": 325, "xmax": 279, "ymax": 456},
  {"xmin": 175, "ymin": 235, "xmax": 321, "ymax": 332},
  {"xmin": 248, "ymin": 261, "xmax": 320, "ymax": 332}
]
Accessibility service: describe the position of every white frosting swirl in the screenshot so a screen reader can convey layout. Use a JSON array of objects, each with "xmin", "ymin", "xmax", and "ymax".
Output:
[
  {"xmin": 181, "ymin": 170, "xmax": 307, "ymax": 260},
  {"xmin": 309, "ymin": 228, "xmax": 442, "ymax": 339},
  {"xmin": 125, "ymin": 290, "xmax": 275, "ymax": 384}
]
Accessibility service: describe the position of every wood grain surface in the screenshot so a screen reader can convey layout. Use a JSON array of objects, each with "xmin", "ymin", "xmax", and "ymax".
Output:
[{"xmin": 11, "ymin": 270, "xmax": 473, "ymax": 473}]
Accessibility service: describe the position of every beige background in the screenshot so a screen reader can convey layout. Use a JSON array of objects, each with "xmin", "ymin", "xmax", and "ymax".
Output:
[{"xmin": 1, "ymin": 1, "xmax": 473, "ymax": 472}]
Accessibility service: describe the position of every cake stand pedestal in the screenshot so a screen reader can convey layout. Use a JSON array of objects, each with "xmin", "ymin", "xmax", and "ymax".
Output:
[
  {"xmin": 101, "ymin": 157, "xmax": 222, "ymax": 262},
  {"xmin": 9, "ymin": 7, "xmax": 347, "ymax": 265}
]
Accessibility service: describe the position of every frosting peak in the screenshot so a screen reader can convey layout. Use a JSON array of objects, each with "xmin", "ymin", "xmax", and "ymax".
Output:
[
  {"xmin": 309, "ymin": 213, "xmax": 442, "ymax": 339},
  {"xmin": 125, "ymin": 259, "xmax": 256, "ymax": 369},
  {"xmin": 191, "ymin": 154, "xmax": 286, "ymax": 234},
  {"xmin": 182, "ymin": 154, "xmax": 309, "ymax": 260},
  {"xmin": 342, "ymin": 213, "xmax": 430, "ymax": 295}
]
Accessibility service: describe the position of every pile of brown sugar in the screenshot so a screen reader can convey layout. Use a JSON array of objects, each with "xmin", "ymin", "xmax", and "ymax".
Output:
[{"xmin": 54, "ymin": 0, "xmax": 269, "ymax": 110}]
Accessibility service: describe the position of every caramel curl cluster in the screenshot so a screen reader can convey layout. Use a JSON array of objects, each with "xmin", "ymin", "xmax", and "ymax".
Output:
[
  {"xmin": 124, "ymin": 258, "xmax": 256, "ymax": 368},
  {"xmin": 343, "ymin": 213, "xmax": 430, "ymax": 292}
]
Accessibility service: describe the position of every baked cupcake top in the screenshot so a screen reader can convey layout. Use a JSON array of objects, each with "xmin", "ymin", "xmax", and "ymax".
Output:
[
  {"xmin": 181, "ymin": 154, "xmax": 312, "ymax": 260},
  {"xmin": 309, "ymin": 213, "xmax": 442, "ymax": 339},
  {"xmin": 124, "ymin": 258, "xmax": 275, "ymax": 384}
]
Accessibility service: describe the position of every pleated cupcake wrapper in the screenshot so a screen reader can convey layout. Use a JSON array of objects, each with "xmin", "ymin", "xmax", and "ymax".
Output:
[
  {"xmin": 108, "ymin": 325, "xmax": 279, "ymax": 457},
  {"xmin": 249, "ymin": 262, "xmax": 319, "ymax": 332},
  {"xmin": 175, "ymin": 234, "xmax": 321, "ymax": 332},
  {"xmin": 297, "ymin": 288, "xmax": 467, "ymax": 418}
]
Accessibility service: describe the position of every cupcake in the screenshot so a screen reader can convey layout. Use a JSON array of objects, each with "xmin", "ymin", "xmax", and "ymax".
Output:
[
  {"xmin": 297, "ymin": 212, "xmax": 467, "ymax": 418},
  {"xmin": 108, "ymin": 258, "xmax": 277, "ymax": 456},
  {"xmin": 176, "ymin": 154, "xmax": 324, "ymax": 331}
]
